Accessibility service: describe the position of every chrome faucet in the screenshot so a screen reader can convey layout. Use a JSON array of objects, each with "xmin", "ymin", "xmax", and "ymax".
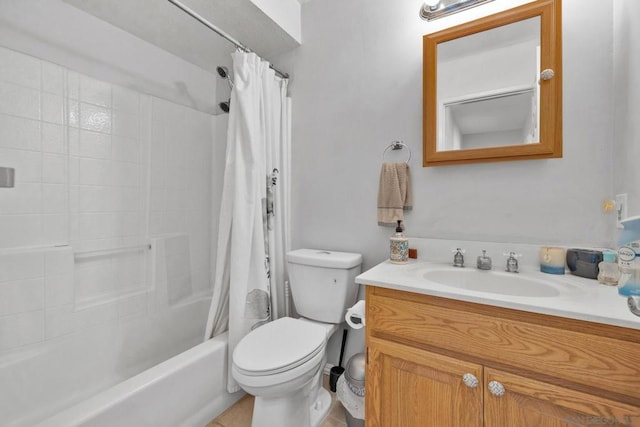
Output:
[
  {"xmin": 505, "ymin": 252, "xmax": 520, "ymax": 273},
  {"xmin": 477, "ymin": 250, "xmax": 492, "ymax": 270},
  {"xmin": 453, "ymin": 248, "xmax": 465, "ymax": 267}
]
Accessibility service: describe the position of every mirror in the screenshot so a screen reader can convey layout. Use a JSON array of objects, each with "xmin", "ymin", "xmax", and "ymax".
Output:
[{"xmin": 423, "ymin": 0, "xmax": 562, "ymax": 166}]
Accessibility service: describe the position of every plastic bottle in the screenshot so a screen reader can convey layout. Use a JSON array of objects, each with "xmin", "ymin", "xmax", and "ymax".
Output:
[
  {"xmin": 390, "ymin": 220, "xmax": 408, "ymax": 265},
  {"xmin": 618, "ymin": 216, "xmax": 640, "ymax": 297},
  {"xmin": 597, "ymin": 250, "xmax": 619, "ymax": 286}
]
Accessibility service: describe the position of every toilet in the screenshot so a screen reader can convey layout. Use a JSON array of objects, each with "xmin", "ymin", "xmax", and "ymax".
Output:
[{"xmin": 232, "ymin": 249, "xmax": 363, "ymax": 427}]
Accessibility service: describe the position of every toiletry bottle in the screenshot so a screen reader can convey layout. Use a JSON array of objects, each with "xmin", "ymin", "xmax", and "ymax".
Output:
[
  {"xmin": 597, "ymin": 250, "xmax": 619, "ymax": 286},
  {"xmin": 618, "ymin": 216, "xmax": 640, "ymax": 296},
  {"xmin": 390, "ymin": 220, "xmax": 409, "ymax": 265}
]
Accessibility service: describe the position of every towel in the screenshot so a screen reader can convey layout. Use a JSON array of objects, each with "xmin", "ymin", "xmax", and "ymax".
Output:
[{"xmin": 377, "ymin": 162, "xmax": 413, "ymax": 226}]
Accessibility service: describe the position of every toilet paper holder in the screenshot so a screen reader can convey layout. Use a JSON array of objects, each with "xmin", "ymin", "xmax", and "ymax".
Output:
[{"xmin": 345, "ymin": 300, "xmax": 365, "ymax": 329}]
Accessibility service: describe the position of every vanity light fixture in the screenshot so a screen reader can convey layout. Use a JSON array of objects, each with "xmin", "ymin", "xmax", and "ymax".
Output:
[{"xmin": 420, "ymin": 0, "xmax": 494, "ymax": 21}]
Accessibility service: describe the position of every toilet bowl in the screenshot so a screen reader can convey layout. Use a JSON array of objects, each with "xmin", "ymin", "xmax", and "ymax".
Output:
[
  {"xmin": 232, "ymin": 317, "xmax": 337, "ymax": 427},
  {"xmin": 231, "ymin": 249, "xmax": 363, "ymax": 427}
]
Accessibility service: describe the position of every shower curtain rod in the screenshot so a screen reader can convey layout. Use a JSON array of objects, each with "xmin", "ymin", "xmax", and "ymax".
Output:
[{"xmin": 167, "ymin": 0, "xmax": 290, "ymax": 79}]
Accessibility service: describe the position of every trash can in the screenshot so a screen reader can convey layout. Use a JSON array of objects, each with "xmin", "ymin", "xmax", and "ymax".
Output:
[{"xmin": 336, "ymin": 353, "xmax": 365, "ymax": 427}]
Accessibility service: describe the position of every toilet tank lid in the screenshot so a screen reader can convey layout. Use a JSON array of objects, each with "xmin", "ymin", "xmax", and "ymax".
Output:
[{"xmin": 287, "ymin": 249, "xmax": 363, "ymax": 269}]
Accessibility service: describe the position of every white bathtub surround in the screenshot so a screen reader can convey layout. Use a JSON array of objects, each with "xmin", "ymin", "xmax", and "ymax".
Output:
[
  {"xmin": 163, "ymin": 234, "xmax": 194, "ymax": 304},
  {"xmin": 150, "ymin": 235, "xmax": 211, "ymax": 311},
  {"xmin": 0, "ymin": 285, "xmax": 213, "ymax": 426},
  {"xmin": 0, "ymin": 247, "xmax": 73, "ymax": 351},
  {"xmin": 37, "ymin": 333, "xmax": 244, "ymax": 427},
  {"xmin": 206, "ymin": 51, "xmax": 291, "ymax": 392},
  {"xmin": 0, "ymin": 45, "xmax": 222, "ymax": 426}
]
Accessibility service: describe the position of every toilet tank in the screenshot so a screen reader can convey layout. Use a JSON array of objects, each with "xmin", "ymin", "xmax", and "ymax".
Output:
[{"xmin": 287, "ymin": 249, "xmax": 363, "ymax": 324}]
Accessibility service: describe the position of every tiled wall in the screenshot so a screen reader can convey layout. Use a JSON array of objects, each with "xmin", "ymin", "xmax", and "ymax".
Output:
[
  {"xmin": 149, "ymin": 97, "xmax": 214, "ymax": 298},
  {"xmin": 0, "ymin": 48, "xmax": 68, "ymax": 247},
  {"xmin": 0, "ymin": 247, "xmax": 73, "ymax": 351},
  {"xmin": 0, "ymin": 45, "xmax": 216, "ymax": 355}
]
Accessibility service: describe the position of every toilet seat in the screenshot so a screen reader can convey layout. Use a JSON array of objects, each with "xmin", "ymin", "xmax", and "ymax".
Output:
[{"xmin": 233, "ymin": 317, "xmax": 327, "ymax": 377}]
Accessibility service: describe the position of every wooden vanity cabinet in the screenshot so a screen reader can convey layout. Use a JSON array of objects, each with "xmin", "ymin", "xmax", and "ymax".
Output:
[
  {"xmin": 367, "ymin": 337, "xmax": 483, "ymax": 427},
  {"xmin": 365, "ymin": 286, "xmax": 640, "ymax": 427}
]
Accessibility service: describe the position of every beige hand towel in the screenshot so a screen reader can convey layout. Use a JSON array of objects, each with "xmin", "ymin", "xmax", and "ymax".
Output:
[{"xmin": 377, "ymin": 162, "xmax": 413, "ymax": 226}]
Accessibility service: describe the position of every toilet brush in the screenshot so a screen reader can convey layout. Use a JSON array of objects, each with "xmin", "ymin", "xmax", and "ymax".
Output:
[{"xmin": 329, "ymin": 329, "xmax": 348, "ymax": 392}]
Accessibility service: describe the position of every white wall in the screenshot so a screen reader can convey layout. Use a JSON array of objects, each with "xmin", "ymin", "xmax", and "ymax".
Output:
[
  {"xmin": 613, "ymin": 0, "xmax": 640, "ymax": 217},
  {"xmin": 282, "ymin": 0, "xmax": 614, "ymax": 268},
  {"xmin": 277, "ymin": 0, "xmax": 616, "ymax": 362}
]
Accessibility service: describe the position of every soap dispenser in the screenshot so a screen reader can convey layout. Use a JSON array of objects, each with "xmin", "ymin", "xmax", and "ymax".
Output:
[{"xmin": 390, "ymin": 220, "xmax": 409, "ymax": 265}]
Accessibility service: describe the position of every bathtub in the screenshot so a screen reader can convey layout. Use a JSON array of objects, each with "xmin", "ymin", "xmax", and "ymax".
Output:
[
  {"xmin": 38, "ymin": 333, "xmax": 244, "ymax": 427},
  {"xmin": 0, "ymin": 288, "xmax": 242, "ymax": 426}
]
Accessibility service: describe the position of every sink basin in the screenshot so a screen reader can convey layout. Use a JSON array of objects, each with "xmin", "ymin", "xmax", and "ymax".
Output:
[{"xmin": 421, "ymin": 268, "xmax": 573, "ymax": 298}]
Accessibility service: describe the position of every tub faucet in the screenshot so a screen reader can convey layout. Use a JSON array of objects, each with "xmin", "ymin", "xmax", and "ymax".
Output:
[
  {"xmin": 452, "ymin": 248, "xmax": 465, "ymax": 268},
  {"xmin": 477, "ymin": 250, "xmax": 492, "ymax": 270},
  {"xmin": 505, "ymin": 252, "xmax": 520, "ymax": 273}
]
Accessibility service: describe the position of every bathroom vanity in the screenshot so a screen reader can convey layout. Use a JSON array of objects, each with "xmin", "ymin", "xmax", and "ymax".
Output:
[{"xmin": 357, "ymin": 260, "xmax": 640, "ymax": 427}]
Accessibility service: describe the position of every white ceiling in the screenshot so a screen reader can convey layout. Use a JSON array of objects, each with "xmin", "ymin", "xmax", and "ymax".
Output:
[{"xmin": 62, "ymin": 0, "xmax": 301, "ymax": 74}]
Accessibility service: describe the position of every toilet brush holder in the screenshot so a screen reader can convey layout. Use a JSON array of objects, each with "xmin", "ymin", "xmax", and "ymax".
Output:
[
  {"xmin": 330, "ymin": 329, "xmax": 348, "ymax": 392},
  {"xmin": 329, "ymin": 366, "xmax": 344, "ymax": 393}
]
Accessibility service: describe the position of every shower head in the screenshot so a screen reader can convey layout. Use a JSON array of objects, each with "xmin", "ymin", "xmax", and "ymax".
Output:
[
  {"xmin": 217, "ymin": 66, "xmax": 233, "ymax": 113},
  {"xmin": 217, "ymin": 65, "xmax": 234, "ymax": 89},
  {"xmin": 217, "ymin": 66, "xmax": 229, "ymax": 79}
]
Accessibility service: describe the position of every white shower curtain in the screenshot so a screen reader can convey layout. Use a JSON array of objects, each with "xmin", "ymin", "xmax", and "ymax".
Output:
[{"xmin": 205, "ymin": 51, "xmax": 291, "ymax": 393}]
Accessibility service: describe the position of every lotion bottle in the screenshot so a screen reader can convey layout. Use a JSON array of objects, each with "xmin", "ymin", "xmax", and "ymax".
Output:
[{"xmin": 390, "ymin": 220, "xmax": 409, "ymax": 264}]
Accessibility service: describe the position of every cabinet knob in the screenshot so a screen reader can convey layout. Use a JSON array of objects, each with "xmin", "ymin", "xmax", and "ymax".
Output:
[
  {"xmin": 462, "ymin": 373, "xmax": 479, "ymax": 388},
  {"xmin": 540, "ymin": 69, "xmax": 555, "ymax": 81},
  {"xmin": 488, "ymin": 380, "xmax": 506, "ymax": 397}
]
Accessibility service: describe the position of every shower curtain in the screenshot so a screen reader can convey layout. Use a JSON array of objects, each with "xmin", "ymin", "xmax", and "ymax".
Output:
[{"xmin": 205, "ymin": 51, "xmax": 291, "ymax": 393}]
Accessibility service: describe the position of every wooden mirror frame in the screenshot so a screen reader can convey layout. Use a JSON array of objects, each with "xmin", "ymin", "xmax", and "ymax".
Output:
[{"xmin": 423, "ymin": 0, "xmax": 562, "ymax": 167}]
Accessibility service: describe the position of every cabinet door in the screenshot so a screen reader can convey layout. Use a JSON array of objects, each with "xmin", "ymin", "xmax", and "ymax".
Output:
[
  {"xmin": 484, "ymin": 368, "xmax": 640, "ymax": 427},
  {"xmin": 367, "ymin": 337, "xmax": 483, "ymax": 427}
]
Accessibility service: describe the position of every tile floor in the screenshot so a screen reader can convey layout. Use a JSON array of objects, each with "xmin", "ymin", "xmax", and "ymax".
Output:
[{"xmin": 207, "ymin": 375, "xmax": 348, "ymax": 427}]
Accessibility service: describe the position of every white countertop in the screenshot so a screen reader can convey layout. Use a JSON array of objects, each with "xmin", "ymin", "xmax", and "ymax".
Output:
[{"xmin": 356, "ymin": 259, "xmax": 640, "ymax": 331}]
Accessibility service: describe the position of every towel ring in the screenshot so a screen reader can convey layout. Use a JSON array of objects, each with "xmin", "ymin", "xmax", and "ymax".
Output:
[{"xmin": 382, "ymin": 141, "xmax": 411, "ymax": 164}]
